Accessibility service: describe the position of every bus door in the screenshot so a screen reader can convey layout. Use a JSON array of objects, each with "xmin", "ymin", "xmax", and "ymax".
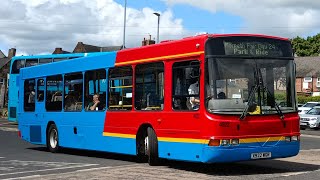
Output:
[{"xmin": 169, "ymin": 61, "xmax": 202, "ymax": 135}]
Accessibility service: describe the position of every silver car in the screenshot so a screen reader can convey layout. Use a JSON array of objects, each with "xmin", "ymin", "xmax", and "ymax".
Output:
[{"xmin": 300, "ymin": 106, "xmax": 320, "ymax": 130}]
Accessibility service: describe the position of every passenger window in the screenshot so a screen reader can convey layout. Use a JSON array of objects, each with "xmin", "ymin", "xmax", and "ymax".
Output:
[
  {"xmin": 64, "ymin": 73, "xmax": 83, "ymax": 111},
  {"xmin": 24, "ymin": 79, "xmax": 36, "ymax": 112},
  {"xmin": 172, "ymin": 61, "xmax": 200, "ymax": 111},
  {"xmin": 135, "ymin": 62, "xmax": 164, "ymax": 110},
  {"xmin": 25, "ymin": 59, "xmax": 38, "ymax": 67},
  {"xmin": 84, "ymin": 69, "xmax": 106, "ymax": 111},
  {"xmin": 108, "ymin": 66, "xmax": 133, "ymax": 111},
  {"xmin": 46, "ymin": 75, "xmax": 63, "ymax": 111},
  {"xmin": 37, "ymin": 79, "xmax": 45, "ymax": 102},
  {"xmin": 11, "ymin": 59, "xmax": 25, "ymax": 74}
]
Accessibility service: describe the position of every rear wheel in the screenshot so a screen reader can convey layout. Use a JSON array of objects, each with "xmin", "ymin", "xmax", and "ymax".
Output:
[
  {"xmin": 146, "ymin": 127, "xmax": 159, "ymax": 166},
  {"xmin": 47, "ymin": 124, "xmax": 60, "ymax": 153}
]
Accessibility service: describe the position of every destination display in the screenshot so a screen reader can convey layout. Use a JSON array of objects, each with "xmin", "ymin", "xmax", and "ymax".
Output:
[{"xmin": 223, "ymin": 41, "xmax": 283, "ymax": 57}]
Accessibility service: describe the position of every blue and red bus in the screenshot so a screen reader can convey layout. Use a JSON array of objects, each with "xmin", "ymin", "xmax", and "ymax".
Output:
[
  {"xmin": 8, "ymin": 52, "xmax": 109, "ymax": 123},
  {"xmin": 18, "ymin": 34, "xmax": 299, "ymax": 165}
]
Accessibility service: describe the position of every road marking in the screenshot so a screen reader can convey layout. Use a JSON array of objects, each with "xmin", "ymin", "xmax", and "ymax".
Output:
[
  {"xmin": 0, "ymin": 163, "xmax": 99, "ymax": 176},
  {"xmin": 301, "ymin": 134, "xmax": 320, "ymax": 139},
  {"xmin": 300, "ymin": 149, "xmax": 320, "ymax": 152},
  {"xmin": 3, "ymin": 175, "xmax": 41, "ymax": 180},
  {"xmin": 76, "ymin": 166, "xmax": 112, "ymax": 172},
  {"xmin": 0, "ymin": 127, "xmax": 18, "ymax": 132},
  {"xmin": 0, "ymin": 157, "xmax": 5, "ymax": 159},
  {"xmin": 281, "ymin": 171, "xmax": 310, "ymax": 177}
]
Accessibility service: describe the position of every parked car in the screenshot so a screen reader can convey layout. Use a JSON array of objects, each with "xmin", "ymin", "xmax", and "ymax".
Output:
[
  {"xmin": 298, "ymin": 102, "xmax": 320, "ymax": 115},
  {"xmin": 300, "ymin": 106, "xmax": 320, "ymax": 130}
]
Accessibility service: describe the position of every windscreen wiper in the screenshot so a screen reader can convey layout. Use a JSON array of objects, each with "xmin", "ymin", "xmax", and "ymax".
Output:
[
  {"xmin": 239, "ymin": 65, "xmax": 285, "ymax": 125},
  {"xmin": 239, "ymin": 84, "xmax": 258, "ymax": 120},
  {"xmin": 262, "ymin": 84, "xmax": 286, "ymax": 127}
]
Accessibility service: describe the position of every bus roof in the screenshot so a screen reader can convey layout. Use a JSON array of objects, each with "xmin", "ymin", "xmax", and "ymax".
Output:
[
  {"xmin": 11, "ymin": 52, "xmax": 111, "ymax": 61},
  {"xmin": 20, "ymin": 52, "xmax": 117, "ymax": 79}
]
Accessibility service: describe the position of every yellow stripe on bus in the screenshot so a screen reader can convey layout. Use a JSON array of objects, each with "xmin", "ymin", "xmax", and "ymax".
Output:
[
  {"xmin": 103, "ymin": 132, "xmax": 136, "ymax": 139},
  {"xmin": 158, "ymin": 137, "xmax": 209, "ymax": 144},
  {"xmin": 103, "ymin": 132, "xmax": 285, "ymax": 144},
  {"xmin": 115, "ymin": 51, "xmax": 204, "ymax": 66},
  {"xmin": 240, "ymin": 136, "xmax": 285, "ymax": 144}
]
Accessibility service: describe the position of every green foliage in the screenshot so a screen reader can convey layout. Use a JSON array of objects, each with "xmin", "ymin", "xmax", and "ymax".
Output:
[
  {"xmin": 274, "ymin": 92, "xmax": 286, "ymax": 101},
  {"xmin": 297, "ymin": 95, "xmax": 320, "ymax": 104},
  {"xmin": 291, "ymin": 34, "xmax": 320, "ymax": 57}
]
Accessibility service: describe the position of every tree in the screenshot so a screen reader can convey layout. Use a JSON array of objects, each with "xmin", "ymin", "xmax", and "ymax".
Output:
[{"xmin": 291, "ymin": 33, "xmax": 320, "ymax": 56}]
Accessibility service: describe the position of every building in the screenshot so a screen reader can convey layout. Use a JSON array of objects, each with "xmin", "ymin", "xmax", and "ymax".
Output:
[
  {"xmin": 295, "ymin": 56, "xmax": 320, "ymax": 96},
  {"xmin": 52, "ymin": 48, "xmax": 70, "ymax": 54},
  {"xmin": 0, "ymin": 48, "xmax": 16, "ymax": 108},
  {"xmin": 73, "ymin": 42, "xmax": 123, "ymax": 53}
]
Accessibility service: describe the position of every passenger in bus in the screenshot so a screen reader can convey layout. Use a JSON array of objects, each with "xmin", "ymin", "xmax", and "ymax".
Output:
[
  {"xmin": 217, "ymin": 92, "xmax": 226, "ymax": 99},
  {"xmin": 27, "ymin": 83, "xmax": 36, "ymax": 103},
  {"xmin": 87, "ymin": 93, "xmax": 105, "ymax": 111},
  {"xmin": 188, "ymin": 80, "xmax": 200, "ymax": 110}
]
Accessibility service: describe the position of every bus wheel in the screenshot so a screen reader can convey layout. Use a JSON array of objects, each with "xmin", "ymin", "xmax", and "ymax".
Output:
[
  {"xmin": 146, "ymin": 127, "xmax": 159, "ymax": 166},
  {"xmin": 47, "ymin": 124, "xmax": 60, "ymax": 153}
]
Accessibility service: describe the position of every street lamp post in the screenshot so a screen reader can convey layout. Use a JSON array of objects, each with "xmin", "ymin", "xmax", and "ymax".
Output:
[
  {"xmin": 122, "ymin": 0, "xmax": 127, "ymax": 49},
  {"xmin": 153, "ymin": 12, "xmax": 160, "ymax": 43}
]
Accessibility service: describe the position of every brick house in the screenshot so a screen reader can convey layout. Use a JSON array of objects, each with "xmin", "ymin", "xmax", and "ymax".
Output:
[
  {"xmin": 73, "ymin": 42, "xmax": 123, "ymax": 53},
  {"xmin": 0, "ymin": 48, "xmax": 16, "ymax": 108},
  {"xmin": 52, "ymin": 47, "xmax": 70, "ymax": 54},
  {"xmin": 295, "ymin": 56, "xmax": 320, "ymax": 96}
]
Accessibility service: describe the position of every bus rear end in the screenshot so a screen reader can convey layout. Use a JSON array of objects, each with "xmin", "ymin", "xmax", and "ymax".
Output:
[
  {"xmin": 8, "ymin": 57, "xmax": 23, "ymax": 122},
  {"xmin": 202, "ymin": 35, "xmax": 299, "ymax": 163}
]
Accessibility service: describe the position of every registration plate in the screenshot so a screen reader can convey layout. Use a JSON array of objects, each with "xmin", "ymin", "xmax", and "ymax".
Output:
[
  {"xmin": 300, "ymin": 122, "xmax": 307, "ymax": 126},
  {"xmin": 251, "ymin": 152, "xmax": 271, "ymax": 159}
]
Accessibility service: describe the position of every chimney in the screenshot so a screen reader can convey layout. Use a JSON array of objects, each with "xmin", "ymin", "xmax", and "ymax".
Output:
[
  {"xmin": 53, "ymin": 48, "xmax": 63, "ymax": 54},
  {"xmin": 141, "ymin": 36, "xmax": 155, "ymax": 46},
  {"xmin": 8, "ymin": 48, "xmax": 16, "ymax": 58}
]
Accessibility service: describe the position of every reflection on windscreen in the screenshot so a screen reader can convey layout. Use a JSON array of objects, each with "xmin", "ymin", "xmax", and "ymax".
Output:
[
  {"xmin": 206, "ymin": 58, "xmax": 295, "ymax": 114},
  {"xmin": 306, "ymin": 108, "xmax": 320, "ymax": 115}
]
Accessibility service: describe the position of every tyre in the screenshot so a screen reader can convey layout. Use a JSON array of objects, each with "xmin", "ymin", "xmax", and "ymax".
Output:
[
  {"xmin": 146, "ymin": 127, "xmax": 159, "ymax": 166},
  {"xmin": 47, "ymin": 124, "xmax": 60, "ymax": 153}
]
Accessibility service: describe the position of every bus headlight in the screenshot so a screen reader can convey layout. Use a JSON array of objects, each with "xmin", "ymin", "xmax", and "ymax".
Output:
[
  {"xmin": 231, "ymin": 139, "xmax": 239, "ymax": 145},
  {"xmin": 221, "ymin": 139, "xmax": 230, "ymax": 146},
  {"xmin": 285, "ymin": 136, "xmax": 291, "ymax": 142},
  {"xmin": 291, "ymin": 136, "xmax": 299, "ymax": 141}
]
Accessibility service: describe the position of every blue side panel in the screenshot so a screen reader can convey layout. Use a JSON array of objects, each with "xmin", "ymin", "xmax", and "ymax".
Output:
[
  {"xmin": 30, "ymin": 126, "xmax": 42, "ymax": 143},
  {"xmin": 158, "ymin": 142, "xmax": 205, "ymax": 162},
  {"xmin": 158, "ymin": 141, "xmax": 299, "ymax": 163},
  {"xmin": 201, "ymin": 141, "xmax": 300, "ymax": 163},
  {"xmin": 19, "ymin": 111, "xmax": 136, "ymax": 156}
]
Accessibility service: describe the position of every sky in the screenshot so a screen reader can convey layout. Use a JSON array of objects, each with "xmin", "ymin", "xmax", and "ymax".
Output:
[{"xmin": 1, "ymin": 0, "xmax": 319, "ymax": 56}]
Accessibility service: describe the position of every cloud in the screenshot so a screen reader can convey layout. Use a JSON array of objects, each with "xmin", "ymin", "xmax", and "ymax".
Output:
[
  {"xmin": 163, "ymin": 0, "xmax": 320, "ymax": 38},
  {"xmin": 0, "ymin": 0, "xmax": 187, "ymax": 55}
]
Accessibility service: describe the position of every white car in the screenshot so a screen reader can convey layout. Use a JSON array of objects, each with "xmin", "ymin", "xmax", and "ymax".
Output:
[
  {"xmin": 300, "ymin": 106, "xmax": 320, "ymax": 130},
  {"xmin": 298, "ymin": 102, "xmax": 320, "ymax": 115}
]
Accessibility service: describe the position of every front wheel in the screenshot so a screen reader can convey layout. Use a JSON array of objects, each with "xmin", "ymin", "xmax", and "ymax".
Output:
[
  {"xmin": 47, "ymin": 124, "xmax": 60, "ymax": 153},
  {"xmin": 146, "ymin": 127, "xmax": 159, "ymax": 166}
]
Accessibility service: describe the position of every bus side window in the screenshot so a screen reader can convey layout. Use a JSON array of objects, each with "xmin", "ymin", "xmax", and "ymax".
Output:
[
  {"xmin": 108, "ymin": 66, "xmax": 133, "ymax": 111},
  {"xmin": 46, "ymin": 75, "xmax": 63, "ymax": 111},
  {"xmin": 37, "ymin": 79, "xmax": 45, "ymax": 102},
  {"xmin": 64, "ymin": 73, "xmax": 83, "ymax": 111},
  {"xmin": 172, "ymin": 61, "xmax": 200, "ymax": 111},
  {"xmin": 135, "ymin": 62, "xmax": 164, "ymax": 111},
  {"xmin": 84, "ymin": 69, "xmax": 107, "ymax": 111},
  {"xmin": 24, "ymin": 79, "xmax": 36, "ymax": 112}
]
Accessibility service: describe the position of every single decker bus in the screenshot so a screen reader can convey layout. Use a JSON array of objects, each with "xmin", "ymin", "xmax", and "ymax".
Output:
[{"xmin": 17, "ymin": 34, "xmax": 299, "ymax": 165}]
